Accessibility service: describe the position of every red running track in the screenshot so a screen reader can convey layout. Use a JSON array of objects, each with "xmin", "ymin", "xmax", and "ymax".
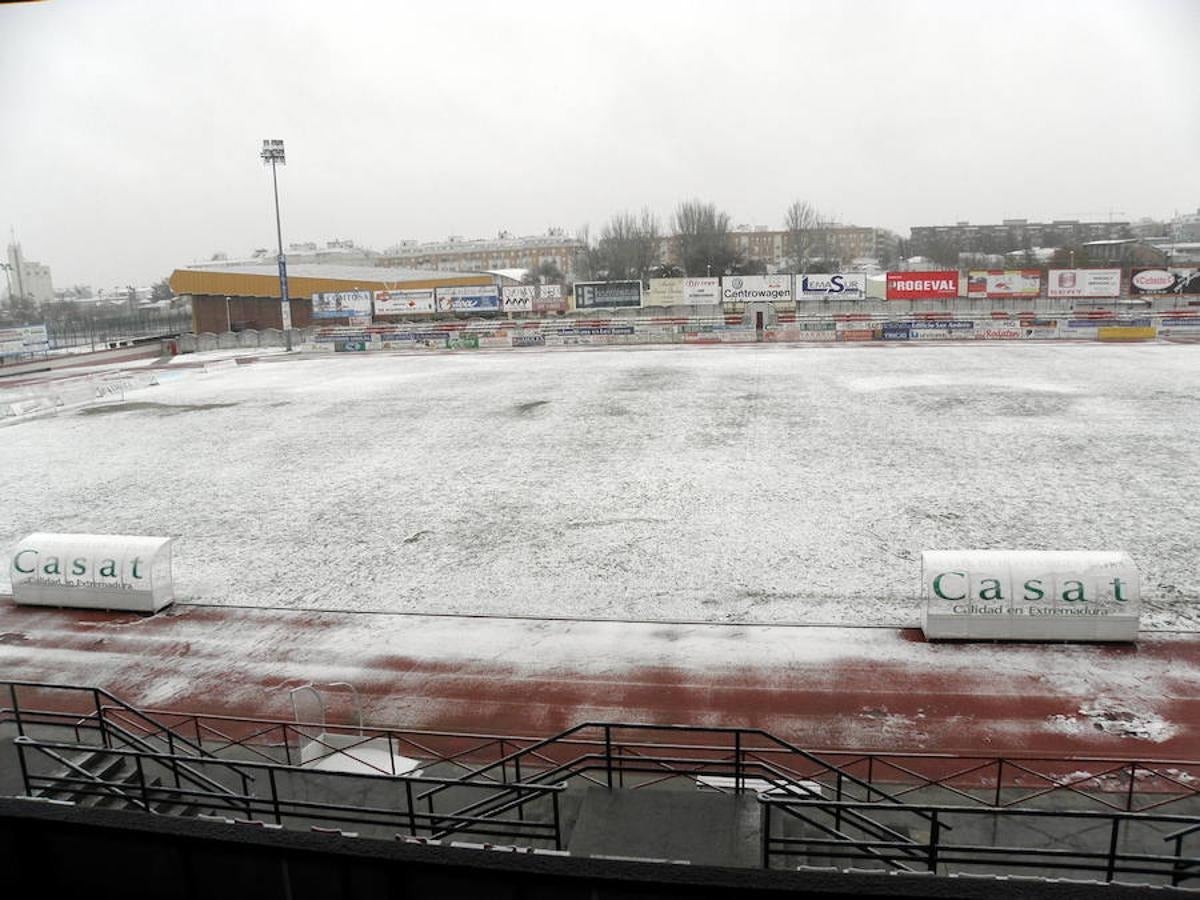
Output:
[{"xmin": 0, "ymin": 600, "xmax": 1197, "ymax": 759}]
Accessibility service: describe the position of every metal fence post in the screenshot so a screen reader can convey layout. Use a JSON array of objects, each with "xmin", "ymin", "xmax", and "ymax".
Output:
[
  {"xmin": 15, "ymin": 741, "xmax": 31, "ymax": 795},
  {"xmin": 735, "ymin": 731, "xmax": 743, "ymax": 794},
  {"xmin": 405, "ymin": 779, "xmax": 417, "ymax": 836},
  {"xmin": 134, "ymin": 755, "xmax": 150, "ymax": 811},
  {"xmin": 1106, "ymin": 817, "xmax": 1121, "ymax": 882},
  {"xmin": 1126, "ymin": 763, "xmax": 1138, "ymax": 812},
  {"xmin": 761, "ymin": 801, "xmax": 771, "ymax": 869},
  {"xmin": 928, "ymin": 810, "xmax": 940, "ymax": 873},
  {"xmin": 604, "ymin": 725, "xmax": 613, "ymax": 790},
  {"xmin": 95, "ymin": 689, "xmax": 110, "ymax": 749},
  {"xmin": 268, "ymin": 768, "xmax": 282, "ymax": 825},
  {"xmin": 9, "ymin": 685, "xmax": 23, "ymax": 738},
  {"xmin": 994, "ymin": 759, "xmax": 1004, "ymax": 807},
  {"xmin": 835, "ymin": 772, "xmax": 844, "ymax": 833},
  {"xmin": 167, "ymin": 731, "xmax": 181, "ymax": 790},
  {"xmin": 553, "ymin": 788, "xmax": 563, "ymax": 850}
]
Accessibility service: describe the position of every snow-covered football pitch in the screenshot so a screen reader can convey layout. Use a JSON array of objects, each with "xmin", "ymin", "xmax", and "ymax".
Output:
[{"xmin": 2, "ymin": 341, "xmax": 1198, "ymax": 630}]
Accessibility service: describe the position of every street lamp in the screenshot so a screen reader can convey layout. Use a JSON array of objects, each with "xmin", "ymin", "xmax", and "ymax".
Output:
[
  {"xmin": 0, "ymin": 262, "xmax": 12, "ymax": 307},
  {"xmin": 261, "ymin": 139, "xmax": 293, "ymax": 350}
]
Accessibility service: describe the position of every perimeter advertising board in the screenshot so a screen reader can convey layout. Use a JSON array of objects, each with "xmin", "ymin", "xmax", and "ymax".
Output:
[
  {"xmin": 0, "ymin": 324, "xmax": 50, "ymax": 358},
  {"xmin": 683, "ymin": 277, "xmax": 721, "ymax": 304},
  {"xmin": 910, "ymin": 320, "xmax": 973, "ymax": 340},
  {"xmin": 886, "ymin": 271, "xmax": 959, "ymax": 300},
  {"xmin": 797, "ymin": 273, "xmax": 866, "ymax": 301},
  {"xmin": 436, "ymin": 285, "xmax": 501, "ymax": 312},
  {"xmin": 534, "ymin": 284, "xmax": 566, "ymax": 313},
  {"xmin": 966, "ymin": 269, "xmax": 1041, "ymax": 299},
  {"xmin": 501, "ymin": 285, "xmax": 536, "ymax": 312},
  {"xmin": 574, "ymin": 281, "xmax": 642, "ymax": 309},
  {"xmin": 1130, "ymin": 268, "xmax": 1200, "ymax": 296},
  {"xmin": 721, "ymin": 275, "xmax": 793, "ymax": 308},
  {"xmin": 644, "ymin": 278, "xmax": 685, "ymax": 307},
  {"xmin": 921, "ymin": 550, "xmax": 1139, "ymax": 642},
  {"xmin": 1046, "ymin": 269, "xmax": 1121, "ymax": 298},
  {"xmin": 374, "ymin": 289, "xmax": 435, "ymax": 315},
  {"xmin": 312, "ymin": 290, "xmax": 373, "ymax": 319}
]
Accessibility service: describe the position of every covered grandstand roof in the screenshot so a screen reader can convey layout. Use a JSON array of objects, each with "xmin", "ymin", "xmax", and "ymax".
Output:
[{"xmin": 170, "ymin": 263, "xmax": 494, "ymax": 300}]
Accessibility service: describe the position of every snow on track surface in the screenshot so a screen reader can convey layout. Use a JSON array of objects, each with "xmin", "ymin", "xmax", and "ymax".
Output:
[{"xmin": 1, "ymin": 343, "xmax": 1198, "ymax": 630}]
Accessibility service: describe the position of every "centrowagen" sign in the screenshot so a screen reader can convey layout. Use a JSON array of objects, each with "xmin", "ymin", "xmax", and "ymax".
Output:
[{"xmin": 921, "ymin": 550, "xmax": 1139, "ymax": 642}]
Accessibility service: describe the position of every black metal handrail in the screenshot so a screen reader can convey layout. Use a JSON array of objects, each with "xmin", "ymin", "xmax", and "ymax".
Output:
[
  {"xmin": 121, "ymin": 703, "xmax": 1200, "ymax": 815},
  {"xmin": 760, "ymin": 795, "xmax": 1200, "ymax": 886},
  {"xmin": 1, "ymin": 681, "xmax": 251, "ymax": 777},
  {"xmin": 13, "ymin": 736, "xmax": 565, "ymax": 847}
]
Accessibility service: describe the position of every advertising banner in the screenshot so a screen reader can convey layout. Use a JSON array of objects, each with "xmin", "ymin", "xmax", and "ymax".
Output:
[
  {"xmin": 501, "ymin": 285, "xmax": 536, "ymax": 312},
  {"xmin": 0, "ymin": 324, "xmax": 50, "ymax": 357},
  {"xmin": 512, "ymin": 333, "xmax": 546, "ymax": 348},
  {"xmin": 1046, "ymin": 269, "xmax": 1121, "ymax": 298},
  {"xmin": 574, "ymin": 281, "xmax": 642, "ymax": 309},
  {"xmin": 797, "ymin": 273, "xmax": 867, "ymax": 301},
  {"xmin": 682, "ymin": 277, "xmax": 721, "ymax": 304},
  {"xmin": 974, "ymin": 320, "xmax": 1023, "ymax": 340},
  {"xmin": 880, "ymin": 322, "xmax": 911, "ymax": 340},
  {"xmin": 886, "ymin": 271, "xmax": 959, "ymax": 300},
  {"xmin": 1018, "ymin": 318, "xmax": 1060, "ymax": 339},
  {"xmin": 910, "ymin": 320, "xmax": 974, "ymax": 340},
  {"xmin": 1130, "ymin": 268, "xmax": 1200, "ymax": 296},
  {"xmin": 721, "ymin": 274, "xmax": 794, "ymax": 306},
  {"xmin": 967, "ymin": 269, "xmax": 1041, "ymax": 299},
  {"xmin": 921, "ymin": 549, "xmax": 1140, "ymax": 642},
  {"xmin": 312, "ymin": 290, "xmax": 373, "ymax": 319},
  {"xmin": 534, "ymin": 284, "xmax": 566, "ymax": 313},
  {"xmin": 374, "ymin": 289, "xmax": 435, "ymax": 316},
  {"xmin": 645, "ymin": 278, "xmax": 685, "ymax": 307},
  {"xmin": 1098, "ymin": 322, "xmax": 1156, "ymax": 342},
  {"xmin": 436, "ymin": 285, "xmax": 502, "ymax": 312}
]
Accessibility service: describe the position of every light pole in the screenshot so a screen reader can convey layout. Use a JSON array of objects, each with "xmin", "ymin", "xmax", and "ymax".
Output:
[
  {"xmin": 0, "ymin": 262, "xmax": 12, "ymax": 308},
  {"xmin": 261, "ymin": 139, "xmax": 293, "ymax": 350}
]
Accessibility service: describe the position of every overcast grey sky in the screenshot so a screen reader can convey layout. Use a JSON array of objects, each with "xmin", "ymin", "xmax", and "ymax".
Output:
[{"xmin": 2, "ymin": 0, "xmax": 1197, "ymax": 288}]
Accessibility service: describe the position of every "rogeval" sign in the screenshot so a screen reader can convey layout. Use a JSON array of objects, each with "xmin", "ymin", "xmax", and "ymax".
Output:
[
  {"xmin": 921, "ymin": 550, "xmax": 1139, "ymax": 642},
  {"xmin": 886, "ymin": 271, "xmax": 958, "ymax": 300}
]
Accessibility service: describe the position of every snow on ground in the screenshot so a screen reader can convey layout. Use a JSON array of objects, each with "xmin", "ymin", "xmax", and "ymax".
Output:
[{"xmin": 1, "ymin": 342, "xmax": 1198, "ymax": 629}]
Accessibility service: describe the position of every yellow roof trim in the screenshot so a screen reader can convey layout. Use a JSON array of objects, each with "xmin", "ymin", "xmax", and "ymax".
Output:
[{"xmin": 169, "ymin": 269, "xmax": 494, "ymax": 299}]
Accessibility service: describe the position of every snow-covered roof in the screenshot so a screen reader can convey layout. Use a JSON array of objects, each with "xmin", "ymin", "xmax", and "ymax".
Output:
[{"xmin": 184, "ymin": 262, "xmax": 488, "ymax": 283}]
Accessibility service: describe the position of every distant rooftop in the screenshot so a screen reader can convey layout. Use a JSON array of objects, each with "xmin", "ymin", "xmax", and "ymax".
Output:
[{"xmin": 184, "ymin": 262, "xmax": 486, "ymax": 283}]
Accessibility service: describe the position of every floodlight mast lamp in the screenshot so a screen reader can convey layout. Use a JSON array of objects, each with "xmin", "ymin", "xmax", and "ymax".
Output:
[{"xmin": 261, "ymin": 139, "xmax": 293, "ymax": 350}]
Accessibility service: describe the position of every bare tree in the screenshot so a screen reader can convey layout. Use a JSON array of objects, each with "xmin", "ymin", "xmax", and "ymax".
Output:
[
  {"xmin": 571, "ymin": 225, "xmax": 601, "ymax": 282},
  {"xmin": 784, "ymin": 200, "xmax": 832, "ymax": 273},
  {"xmin": 597, "ymin": 208, "xmax": 661, "ymax": 281},
  {"xmin": 672, "ymin": 200, "xmax": 735, "ymax": 277}
]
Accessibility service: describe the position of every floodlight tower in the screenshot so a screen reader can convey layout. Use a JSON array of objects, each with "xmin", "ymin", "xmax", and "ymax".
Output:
[{"xmin": 261, "ymin": 139, "xmax": 293, "ymax": 350}]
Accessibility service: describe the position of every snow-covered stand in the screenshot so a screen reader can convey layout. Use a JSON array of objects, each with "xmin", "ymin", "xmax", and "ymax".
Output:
[
  {"xmin": 9, "ymin": 532, "xmax": 175, "ymax": 613},
  {"xmin": 921, "ymin": 550, "xmax": 1140, "ymax": 642}
]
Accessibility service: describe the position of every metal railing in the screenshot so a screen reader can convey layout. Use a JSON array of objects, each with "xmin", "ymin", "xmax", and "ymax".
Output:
[
  {"xmin": 84, "ymin": 703, "xmax": 1200, "ymax": 815},
  {"xmin": 13, "ymin": 736, "xmax": 564, "ymax": 847},
  {"xmin": 760, "ymin": 795, "xmax": 1200, "ymax": 887}
]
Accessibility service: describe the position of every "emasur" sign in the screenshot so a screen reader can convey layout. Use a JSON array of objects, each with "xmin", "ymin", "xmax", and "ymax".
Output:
[
  {"xmin": 9, "ymin": 532, "xmax": 176, "ymax": 613},
  {"xmin": 921, "ymin": 550, "xmax": 1139, "ymax": 642}
]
